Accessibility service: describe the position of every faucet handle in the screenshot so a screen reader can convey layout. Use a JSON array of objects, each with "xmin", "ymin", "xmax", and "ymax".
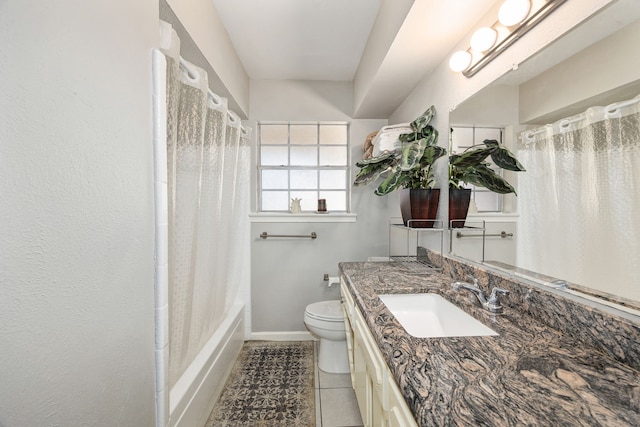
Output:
[
  {"xmin": 488, "ymin": 287, "xmax": 509, "ymax": 305},
  {"xmin": 466, "ymin": 274, "xmax": 479, "ymax": 287}
]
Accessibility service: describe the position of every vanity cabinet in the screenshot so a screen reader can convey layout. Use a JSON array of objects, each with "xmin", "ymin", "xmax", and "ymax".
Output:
[
  {"xmin": 340, "ymin": 278, "xmax": 355, "ymax": 385},
  {"xmin": 340, "ymin": 279, "xmax": 417, "ymax": 427},
  {"xmin": 386, "ymin": 379, "xmax": 416, "ymax": 427}
]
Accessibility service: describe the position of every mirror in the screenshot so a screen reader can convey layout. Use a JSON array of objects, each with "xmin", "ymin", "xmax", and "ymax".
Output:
[{"xmin": 449, "ymin": 0, "xmax": 640, "ymax": 310}]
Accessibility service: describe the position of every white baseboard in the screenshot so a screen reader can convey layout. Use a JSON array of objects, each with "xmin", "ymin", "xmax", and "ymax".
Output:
[{"xmin": 249, "ymin": 331, "xmax": 317, "ymax": 341}]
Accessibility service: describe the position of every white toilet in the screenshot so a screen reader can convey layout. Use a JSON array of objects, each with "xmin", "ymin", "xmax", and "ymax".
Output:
[{"xmin": 304, "ymin": 300, "xmax": 349, "ymax": 374}]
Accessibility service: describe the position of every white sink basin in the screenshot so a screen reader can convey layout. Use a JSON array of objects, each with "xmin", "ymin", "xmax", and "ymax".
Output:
[{"xmin": 378, "ymin": 293, "xmax": 498, "ymax": 338}]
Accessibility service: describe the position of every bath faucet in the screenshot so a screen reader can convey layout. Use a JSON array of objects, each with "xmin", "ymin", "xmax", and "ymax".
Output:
[{"xmin": 451, "ymin": 275, "xmax": 509, "ymax": 314}]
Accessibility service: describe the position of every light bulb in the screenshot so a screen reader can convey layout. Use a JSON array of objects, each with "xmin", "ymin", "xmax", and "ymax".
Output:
[
  {"xmin": 470, "ymin": 27, "xmax": 497, "ymax": 52},
  {"xmin": 449, "ymin": 51, "xmax": 472, "ymax": 72},
  {"xmin": 498, "ymin": 0, "xmax": 531, "ymax": 26}
]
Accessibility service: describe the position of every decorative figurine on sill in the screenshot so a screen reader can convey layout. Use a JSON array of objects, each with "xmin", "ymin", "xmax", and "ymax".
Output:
[{"xmin": 290, "ymin": 198, "xmax": 302, "ymax": 214}]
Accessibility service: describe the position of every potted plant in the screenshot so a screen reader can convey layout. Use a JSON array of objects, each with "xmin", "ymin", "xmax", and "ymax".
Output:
[
  {"xmin": 448, "ymin": 138, "xmax": 525, "ymax": 227},
  {"xmin": 353, "ymin": 106, "xmax": 447, "ymax": 227}
]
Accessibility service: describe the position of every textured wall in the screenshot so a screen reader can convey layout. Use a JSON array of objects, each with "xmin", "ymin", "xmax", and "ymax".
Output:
[
  {"xmin": 0, "ymin": 1, "xmax": 158, "ymax": 425},
  {"xmin": 248, "ymin": 80, "xmax": 390, "ymax": 332}
]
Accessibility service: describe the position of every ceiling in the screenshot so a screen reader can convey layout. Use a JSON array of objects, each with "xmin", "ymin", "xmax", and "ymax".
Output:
[
  {"xmin": 212, "ymin": 0, "xmax": 498, "ymax": 118},
  {"xmin": 212, "ymin": 0, "xmax": 381, "ymax": 81}
]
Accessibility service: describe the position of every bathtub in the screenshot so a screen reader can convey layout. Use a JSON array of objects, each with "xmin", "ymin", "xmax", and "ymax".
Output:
[{"xmin": 168, "ymin": 303, "xmax": 244, "ymax": 427}]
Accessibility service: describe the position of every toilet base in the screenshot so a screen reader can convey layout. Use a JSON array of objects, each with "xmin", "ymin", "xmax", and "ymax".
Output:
[{"xmin": 318, "ymin": 338, "xmax": 350, "ymax": 374}]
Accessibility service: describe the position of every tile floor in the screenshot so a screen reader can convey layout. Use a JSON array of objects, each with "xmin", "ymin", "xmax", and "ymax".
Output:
[{"xmin": 313, "ymin": 342, "xmax": 364, "ymax": 427}]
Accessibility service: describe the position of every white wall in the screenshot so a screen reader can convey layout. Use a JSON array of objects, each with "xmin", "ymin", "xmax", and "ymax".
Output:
[
  {"xmin": 520, "ymin": 17, "xmax": 640, "ymax": 124},
  {"xmin": 449, "ymin": 216, "xmax": 518, "ymax": 265},
  {"xmin": 0, "ymin": 1, "xmax": 158, "ymax": 425},
  {"xmin": 248, "ymin": 79, "xmax": 389, "ymax": 333},
  {"xmin": 449, "ymin": 84, "xmax": 519, "ymax": 127},
  {"xmin": 353, "ymin": 0, "xmax": 414, "ymax": 117},
  {"xmin": 164, "ymin": 0, "xmax": 249, "ymax": 117}
]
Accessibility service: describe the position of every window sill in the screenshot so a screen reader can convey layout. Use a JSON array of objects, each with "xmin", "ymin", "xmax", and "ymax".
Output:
[{"xmin": 249, "ymin": 213, "xmax": 357, "ymax": 223}]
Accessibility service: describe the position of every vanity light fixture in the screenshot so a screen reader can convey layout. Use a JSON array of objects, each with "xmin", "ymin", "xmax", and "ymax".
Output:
[
  {"xmin": 449, "ymin": 51, "xmax": 472, "ymax": 72},
  {"xmin": 470, "ymin": 27, "xmax": 497, "ymax": 52},
  {"xmin": 498, "ymin": 0, "xmax": 532, "ymax": 26},
  {"xmin": 449, "ymin": 0, "xmax": 567, "ymax": 77}
]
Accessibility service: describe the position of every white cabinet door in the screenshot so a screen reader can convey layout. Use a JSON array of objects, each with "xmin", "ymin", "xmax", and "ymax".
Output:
[
  {"xmin": 388, "ymin": 406, "xmax": 408, "ymax": 427},
  {"xmin": 387, "ymin": 377, "xmax": 417, "ymax": 427},
  {"xmin": 340, "ymin": 280, "xmax": 355, "ymax": 384},
  {"xmin": 371, "ymin": 381, "xmax": 386, "ymax": 426},
  {"xmin": 353, "ymin": 332, "xmax": 372, "ymax": 426},
  {"xmin": 342, "ymin": 280, "xmax": 417, "ymax": 427}
]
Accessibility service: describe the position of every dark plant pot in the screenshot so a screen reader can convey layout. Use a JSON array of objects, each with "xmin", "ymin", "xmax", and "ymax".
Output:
[
  {"xmin": 449, "ymin": 188, "xmax": 472, "ymax": 228},
  {"xmin": 399, "ymin": 188, "xmax": 440, "ymax": 228}
]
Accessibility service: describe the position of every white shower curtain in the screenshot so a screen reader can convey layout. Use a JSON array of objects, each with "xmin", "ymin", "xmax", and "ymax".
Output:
[
  {"xmin": 518, "ymin": 95, "xmax": 640, "ymax": 302},
  {"xmin": 160, "ymin": 29, "xmax": 249, "ymax": 388}
]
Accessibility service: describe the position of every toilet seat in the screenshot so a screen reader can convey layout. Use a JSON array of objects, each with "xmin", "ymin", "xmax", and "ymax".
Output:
[{"xmin": 304, "ymin": 300, "xmax": 343, "ymax": 322}]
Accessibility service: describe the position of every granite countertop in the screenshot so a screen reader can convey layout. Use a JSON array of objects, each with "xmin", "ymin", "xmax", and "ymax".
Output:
[{"xmin": 339, "ymin": 261, "xmax": 640, "ymax": 427}]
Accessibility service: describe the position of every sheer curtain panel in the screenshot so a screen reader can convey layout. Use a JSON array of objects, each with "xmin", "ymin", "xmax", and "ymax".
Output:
[
  {"xmin": 159, "ymin": 26, "xmax": 250, "ymax": 391},
  {"xmin": 518, "ymin": 95, "xmax": 640, "ymax": 302}
]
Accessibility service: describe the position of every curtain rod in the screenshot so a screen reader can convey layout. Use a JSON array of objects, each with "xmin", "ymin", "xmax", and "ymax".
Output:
[
  {"xmin": 521, "ymin": 96, "xmax": 639, "ymax": 142},
  {"xmin": 178, "ymin": 57, "xmax": 247, "ymax": 135}
]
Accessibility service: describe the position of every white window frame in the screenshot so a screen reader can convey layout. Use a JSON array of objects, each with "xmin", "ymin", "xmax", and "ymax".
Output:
[
  {"xmin": 257, "ymin": 121, "xmax": 351, "ymax": 214},
  {"xmin": 450, "ymin": 125, "xmax": 505, "ymax": 213}
]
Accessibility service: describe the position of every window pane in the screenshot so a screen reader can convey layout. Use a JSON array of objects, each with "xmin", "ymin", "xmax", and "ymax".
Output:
[
  {"xmin": 319, "ymin": 146, "xmax": 347, "ymax": 166},
  {"xmin": 261, "ymin": 146, "xmax": 288, "ymax": 166},
  {"xmin": 319, "ymin": 191, "xmax": 346, "ymax": 211},
  {"xmin": 261, "ymin": 124, "xmax": 288, "ymax": 145},
  {"xmin": 290, "ymin": 124, "xmax": 317, "ymax": 145},
  {"xmin": 258, "ymin": 123, "xmax": 349, "ymax": 213},
  {"xmin": 291, "ymin": 170, "xmax": 318, "ymax": 190},
  {"xmin": 290, "ymin": 191, "xmax": 318, "ymax": 211},
  {"xmin": 475, "ymin": 127, "xmax": 501, "ymax": 145},
  {"xmin": 320, "ymin": 125, "xmax": 347, "ymax": 144},
  {"xmin": 262, "ymin": 170, "xmax": 288, "ymax": 189},
  {"xmin": 291, "ymin": 146, "xmax": 317, "ymax": 166},
  {"xmin": 474, "ymin": 190, "xmax": 500, "ymax": 212},
  {"xmin": 261, "ymin": 191, "xmax": 289, "ymax": 211},
  {"xmin": 319, "ymin": 170, "xmax": 346, "ymax": 189},
  {"xmin": 451, "ymin": 127, "xmax": 474, "ymax": 152}
]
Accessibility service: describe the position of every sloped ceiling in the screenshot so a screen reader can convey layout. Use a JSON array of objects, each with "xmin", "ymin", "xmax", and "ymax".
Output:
[{"xmin": 212, "ymin": 0, "xmax": 497, "ymax": 119}]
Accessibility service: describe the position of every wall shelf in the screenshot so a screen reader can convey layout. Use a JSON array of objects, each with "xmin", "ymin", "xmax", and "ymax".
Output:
[{"xmin": 388, "ymin": 220, "xmax": 444, "ymax": 274}]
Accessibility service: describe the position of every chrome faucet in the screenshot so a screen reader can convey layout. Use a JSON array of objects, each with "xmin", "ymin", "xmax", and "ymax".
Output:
[{"xmin": 451, "ymin": 275, "xmax": 509, "ymax": 314}]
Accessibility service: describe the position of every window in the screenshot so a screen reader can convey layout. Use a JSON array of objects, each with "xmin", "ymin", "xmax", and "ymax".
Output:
[
  {"xmin": 450, "ymin": 126, "xmax": 504, "ymax": 212},
  {"xmin": 258, "ymin": 122, "xmax": 349, "ymax": 212}
]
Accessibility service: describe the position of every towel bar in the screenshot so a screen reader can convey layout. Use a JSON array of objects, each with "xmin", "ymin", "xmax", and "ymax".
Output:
[
  {"xmin": 456, "ymin": 231, "xmax": 513, "ymax": 239},
  {"xmin": 260, "ymin": 232, "xmax": 317, "ymax": 239}
]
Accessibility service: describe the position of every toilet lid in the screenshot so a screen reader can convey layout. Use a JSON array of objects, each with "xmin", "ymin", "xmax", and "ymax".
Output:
[{"xmin": 305, "ymin": 300, "xmax": 343, "ymax": 321}]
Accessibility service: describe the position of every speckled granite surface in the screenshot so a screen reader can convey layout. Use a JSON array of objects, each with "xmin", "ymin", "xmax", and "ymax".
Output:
[
  {"xmin": 442, "ymin": 255, "xmax": 640, "ymax": 371},
  {"xmin": 339, "ymin": 261, "xmax": 640, "ymax": 427}
]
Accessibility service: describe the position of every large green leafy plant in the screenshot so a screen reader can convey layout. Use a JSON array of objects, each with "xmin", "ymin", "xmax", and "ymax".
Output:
[
  {"xmin": 353, "ymin": 106, "xmax": 447, "ymax": 195},
  {"xmin": 449, "ymin": 138, "xmax": 525, "ymax": 194}
]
